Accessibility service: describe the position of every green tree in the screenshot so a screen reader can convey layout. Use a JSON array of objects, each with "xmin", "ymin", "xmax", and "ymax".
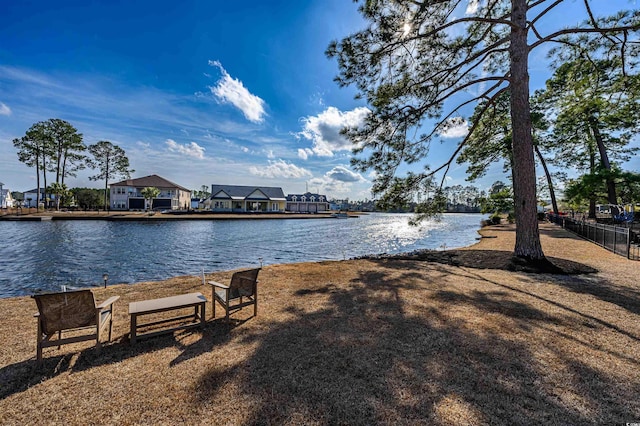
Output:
[
  {"xmin": 564, "ymin": 168, "xmax": 640, "ymax": 210},
  {"xmin": 11, "ymin": 191, "xmax": 24, "ymax": 205},
  {"xmin": 141, "ymin": 187, "xmax": 160, "ymax": 211},
  {"xmin": 456, "ymin": 90, "xmax": 560, "ymax": 214},
  {"xmin": 540, "ymin": 56, "xmax": 640, "ymax": 217},
  {"xmin": 87, "ymin": 141, "xmax": 134, "ymax": 210},
  {"xmin": 47, "ymin": 182, "xmax": 68, "ymax": 211},
  {"xmin": 13, "ymin": 122, "xmax": 56, "ymax": 208},
  {"xmin": 43, "ymin": 118, "xmax": 86, "ymax": 186},
  {"xmin": 327, "ymin": 0, "xmax": 638, "ymax": 260},
  {"xmin": 72, "ymin": 188, "xmax": 103, "ymax": 210}
]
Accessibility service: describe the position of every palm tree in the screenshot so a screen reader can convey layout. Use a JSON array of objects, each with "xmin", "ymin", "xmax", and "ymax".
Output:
[
  {"xmin": 141, "ymin": 187, "xmax": 160, "ymax": 212},
  {"xmin": 47, "ymin": 182, "xmax": 68, "ymax": 211}
]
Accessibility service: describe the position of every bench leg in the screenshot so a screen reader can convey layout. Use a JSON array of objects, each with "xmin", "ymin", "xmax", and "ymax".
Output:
[
  {"xmin": 200, "ymin": 302, "xmax": 206, "ymax": 328},
  {"xmin": 130, "ymin": 314, "xmax": 137, "ymax": 345}
]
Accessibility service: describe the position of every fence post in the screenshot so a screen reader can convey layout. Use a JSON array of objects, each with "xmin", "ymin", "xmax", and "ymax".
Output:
[{"xmin": 627, "ymin": 228, "xmax": 632, "ymax": 260}]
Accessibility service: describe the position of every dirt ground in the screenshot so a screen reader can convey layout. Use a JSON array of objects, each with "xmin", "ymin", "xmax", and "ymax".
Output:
[{"xmin": 0, "ymin": 221, "xmax": 639, "ymax": 425}]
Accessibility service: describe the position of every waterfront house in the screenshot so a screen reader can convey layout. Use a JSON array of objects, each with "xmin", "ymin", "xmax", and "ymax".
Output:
[
  {"xmin": 209, "ymin": 185, "xmax": 286, "ymax": 212},
  {"xmin": 0, "ymin": 182, "xmax": 15, "ymax": 208},
  {"xmin": 0, "ymin": 189, "xmax": 15, "ymax": 209},
  {"xmin": 1, "ymin": 189, "xmax": 15, "ymax": 208},
  {"xmin": 110, "ymin": 174, "xmax": 191, "ymax": 211},
  {"xmin": 286, "ymin": 192, "xmax": 329, "ymax": 213},
  {"xmin": 23, "ymin": 188, "xmax": 55, "ymax": 208}
]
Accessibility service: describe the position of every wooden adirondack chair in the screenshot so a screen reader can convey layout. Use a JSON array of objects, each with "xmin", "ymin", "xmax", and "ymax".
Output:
[
  {"xmin": 208, "ymin": 268, "xmax": 260, "ymax": 322},
  {"xmin": 32, "ymin": 289, "xmax": 119, "ymax": 360}
]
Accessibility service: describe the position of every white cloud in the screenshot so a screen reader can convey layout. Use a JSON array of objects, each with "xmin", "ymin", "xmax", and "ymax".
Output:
[
  {"xmin": 241, "ymin": 146, "xmax": 249, "ymax": 153},
  {"xmin": 266, "ymin": 149, "xmax": 275, "ymax": 159},
  {"xmin": 0, "ymin": 102, "xmax": 11, "ymax": 116},
  {"xmin": 297, "ymin": 106, "xmax": 370, "ymax": 157},
  {"xmin": 165, "ymin": 139, "xmax": 205, "ymax": 159},
  {"xmin": 208, "ymin": 60, "xmax": 266, "ymax": 123},
  {"xmin": 308, "ymin": 176, "xmax": 352, "ymax": 197},
  {"xmin": 249, "ymin": 159, "xmax": 312, "ymax": 179},
  {"xmin": 326, "ymin": 165, "xmax": 366, "ymax": 183},
  {"xmin": 439, "ymin": 118, "xmax": 469, "ymax": 139},
  {"xmin": 297, "ymin": 148, "xmax": 313, "ymax": 160},
  {"xmin": 307, "ymin": 166, "xmax": 367, "ymax": 197},
  {"xmin": 466, "ymin": 0, "xmax": 480, "ymax": 15}
]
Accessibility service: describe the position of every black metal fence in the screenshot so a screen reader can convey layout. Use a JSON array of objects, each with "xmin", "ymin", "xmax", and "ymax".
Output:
[{"xmin": 547, "ymin": 214, "xmax": 640, "ymax": 260}]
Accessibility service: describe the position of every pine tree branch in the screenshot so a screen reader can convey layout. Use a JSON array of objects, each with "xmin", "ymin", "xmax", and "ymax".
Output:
[
  {"xmin": 529, "ymin": 24, "xmax": 640, "ymax": 51},
  {"xmin": 426, "ymin": 85, "xmax": 510, "ymax": 179}
]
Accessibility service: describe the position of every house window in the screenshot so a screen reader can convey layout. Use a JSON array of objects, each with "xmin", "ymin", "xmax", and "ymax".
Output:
[
  {"xmin": 310, "ymin": 196, "xmax": 316, "ymax": 202},
  {"xmin": 320, "ymin": 196, "xmax": 325, "ymax": 202},
  {"xmin": 301, "ymin": 196, "xmax": 306, "ymax": 202},
  {"xmin": 292, "ymin": 196, "xmax": 297, "ymax": 202},
  {"xmin": 272, "ymin": 203, "xmax": 278, "ymax": 211}
]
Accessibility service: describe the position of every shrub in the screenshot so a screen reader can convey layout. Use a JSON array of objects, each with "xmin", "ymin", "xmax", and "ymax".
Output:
[{"xmin": 490, "ymin": 213, "xmax": 501, "ymax": 224}]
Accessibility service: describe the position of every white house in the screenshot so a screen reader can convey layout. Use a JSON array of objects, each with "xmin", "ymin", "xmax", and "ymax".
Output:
[
  {"xmin": 0, "ymin": 189, "xmax": 15, "ymax": 208},
  {"xmin": 209, "ymin": 185, "xmax": 287, "ymax": 212}
]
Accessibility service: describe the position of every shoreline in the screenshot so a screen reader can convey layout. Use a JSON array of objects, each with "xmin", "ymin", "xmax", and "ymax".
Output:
[{"xmin": 0, "ymin": 211, "xmax": 362, "ymax": 221}]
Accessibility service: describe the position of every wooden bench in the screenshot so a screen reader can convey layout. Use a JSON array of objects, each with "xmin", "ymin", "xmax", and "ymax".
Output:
[{"xmin": 129, "ymin": 292, "xmax": 206, "ymax": 344}]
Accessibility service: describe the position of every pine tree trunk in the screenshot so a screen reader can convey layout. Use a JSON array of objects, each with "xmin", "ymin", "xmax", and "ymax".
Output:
[
  {"xmin": 534, "ymin": 145, "xmax": 558, "ymax": 215},
  {"xmin": 588, "ymin": 149, "xmax": 597, "ymax": 218},
  {"xmin": 590, "ymin": 121, "xmax": 618, "ymax": 212},
  {"xmin": 509, "ymin": 0, "xmax": 544, "ymax": 259},
  {"xmin": 36, "ymin": 149, "xmax": 41, "ymax": 208}
]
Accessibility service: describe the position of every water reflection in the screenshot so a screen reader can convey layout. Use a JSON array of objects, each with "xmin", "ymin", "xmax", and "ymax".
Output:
[{"xmin": 0, "ymin": 213, "xmax": 485, "ymax": 297}]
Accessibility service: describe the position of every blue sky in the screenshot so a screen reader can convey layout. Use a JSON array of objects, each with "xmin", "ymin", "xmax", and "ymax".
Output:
[{"xmin": 0, "ymin": 1, "xmax": 637, "ymax": 199}]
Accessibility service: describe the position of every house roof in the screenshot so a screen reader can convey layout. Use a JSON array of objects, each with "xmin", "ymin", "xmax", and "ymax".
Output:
[
  {"xmin": 286, "ymin": 192, "xmax": 328, "ymax": 202},
  {"xmin": 111, "ymin": 174, "xmax": 190, "ymax": 192},
  {"xmin": 210, "ymin": 185, "xmax": 286, "ymax": 201}
]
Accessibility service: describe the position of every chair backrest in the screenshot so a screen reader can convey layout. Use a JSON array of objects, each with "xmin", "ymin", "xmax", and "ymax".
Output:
[
  {"xmin": 229, "ymin": 268, "xmax": 260, "ymax": 299},
  {"xmin": 33, "ymin": 289, "xmax": 97, "ymax": 335}
]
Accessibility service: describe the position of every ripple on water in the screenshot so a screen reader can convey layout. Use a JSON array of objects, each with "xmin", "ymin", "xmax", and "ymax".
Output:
[{"xmin": 0, "ymin": 213, "xmax": 485, "ymax": 297}]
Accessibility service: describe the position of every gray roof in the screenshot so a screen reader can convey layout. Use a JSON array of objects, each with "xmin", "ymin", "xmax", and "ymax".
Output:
[
  {"xmin": 286, "ymin": 192, "xmax": 328, "ymax": 202},
  {"xmin": 210, "ymin": 185, "xmax": 285, "ymax": 200},
  {"xmin": 111, "ymin": 174, "xmax": 189, "ymax": 191}
]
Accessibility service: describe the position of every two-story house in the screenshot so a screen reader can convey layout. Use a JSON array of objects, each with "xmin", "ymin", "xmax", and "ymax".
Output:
[
  {"xmin": 110, "ymin": 174, "xmax": 191, "ymax": 211},
  {"xmin": 22, "ymin": 188, "xmax": 55, "ymax": 208},
  {"xmin": 286, "ymin": 192, "xmax": 329, "ymax": 213}
]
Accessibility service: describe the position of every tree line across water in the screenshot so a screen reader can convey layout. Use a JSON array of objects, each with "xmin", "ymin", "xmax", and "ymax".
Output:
[{"xmin": 12, "ymin": 119, "xmax": 134, "ymax": 210}]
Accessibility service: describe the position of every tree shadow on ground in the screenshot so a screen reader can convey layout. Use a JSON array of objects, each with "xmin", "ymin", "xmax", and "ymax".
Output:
[
  {"xmin": 0, "ymin": 318, "xmax": 237, "ymax": 401},
  {"xmin": 192, "ymin": 263, "xmax": 638, "ymax": 424},
  {"xmin": 361, "ymin": 250, "xmax": 597, "ymax": 274}
]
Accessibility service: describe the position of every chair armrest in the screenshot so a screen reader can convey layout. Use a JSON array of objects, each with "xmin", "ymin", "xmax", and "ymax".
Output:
[
  {"xmin": 208, "ymin": 281, "xmax": 229, "ymax": 289},
  {"xmin": 97, "ymin": 295, "xmax": 120, "ymax": 310}
]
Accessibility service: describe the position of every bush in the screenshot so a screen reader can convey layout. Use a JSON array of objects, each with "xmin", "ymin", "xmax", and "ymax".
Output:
[
  {"xmin": 490, "ymin": 213, "xmax": 502, "ymax": 224},
  {"xmin": 507, "ymin": 212, "xmax": 515, "ymax": 223},
  {"xmin": 537, "ymin": 212, "xmax": 546, "ymax": 221}
]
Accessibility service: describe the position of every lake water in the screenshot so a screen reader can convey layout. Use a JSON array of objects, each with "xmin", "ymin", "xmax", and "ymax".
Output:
[{"xmin": 0, "ymin": 213, "xmax": 485, "ymax": 298}]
